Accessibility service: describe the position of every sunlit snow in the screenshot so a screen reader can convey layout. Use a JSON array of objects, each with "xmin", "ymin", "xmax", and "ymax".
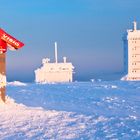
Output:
[{"xmin": 0, "ymin": 81, "xmax": 140, "ymax": 139}]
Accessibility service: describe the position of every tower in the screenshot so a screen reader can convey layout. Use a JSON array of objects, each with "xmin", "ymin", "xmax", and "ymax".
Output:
[{"xmin": 123, "ymin": 21, "xmax": 140, "ymax": 80}]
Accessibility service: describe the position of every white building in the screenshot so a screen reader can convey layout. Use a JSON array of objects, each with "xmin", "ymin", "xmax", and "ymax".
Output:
[
  {"xmin": 35, "ymin": 42, "xmax": 74, "ymax": 83},
  {"xmin": 123, "ymin": 21, "xmax": 140, "ymax": 80}
]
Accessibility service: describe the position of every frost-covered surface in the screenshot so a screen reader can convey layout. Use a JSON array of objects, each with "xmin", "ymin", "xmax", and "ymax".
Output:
[
  {"xmin": 0, "ymin": 73, "xmax": 6, "ymax": 88},
  {"xmin": 0, "ymin": 81, "xmax": 140, "ymax": 139}
]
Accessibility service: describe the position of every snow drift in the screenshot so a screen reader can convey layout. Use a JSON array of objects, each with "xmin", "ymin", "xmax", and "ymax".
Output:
[{"xmin": 7, "ymin": 81, "xmax": 27, "ymax": 86}]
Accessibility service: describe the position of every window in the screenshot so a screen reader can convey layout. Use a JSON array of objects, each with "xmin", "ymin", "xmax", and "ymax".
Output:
[{"xmin": 132, "ymin": 70, "xmax": 137, "ymax": 73}]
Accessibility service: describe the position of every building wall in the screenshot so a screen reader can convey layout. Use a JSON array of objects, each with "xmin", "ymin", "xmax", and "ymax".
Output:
[
  {"xmin": 124, "ymin": 28, "xmax": 140, "ymax": 80},
  {"xmin": 35, "ymin": 63, "xmax": 74, "ymax": 83},
  {"xmin": 35, "ymin": 71, "xmax": 73, "ymax": 83}
]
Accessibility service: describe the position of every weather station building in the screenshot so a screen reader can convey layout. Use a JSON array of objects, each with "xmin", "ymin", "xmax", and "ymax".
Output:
[
  {"xmin": 123, "ymin": 21, "xmax": 140, "ymax": 80},
  {"xmin": 35, "ymin": 42, "xmax": 74, "ymax": 83}
]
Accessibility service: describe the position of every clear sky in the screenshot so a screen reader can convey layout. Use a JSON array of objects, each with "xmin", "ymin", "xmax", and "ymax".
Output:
[{"xmin": 0, "ymin": 0, "xmax": 140, "ymax": 82}]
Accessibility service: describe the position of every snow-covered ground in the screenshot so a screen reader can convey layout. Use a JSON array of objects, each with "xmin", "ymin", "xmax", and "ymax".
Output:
[{"xmin": 0, "ymin": 81, "xmax": 140, "ymax": 139}]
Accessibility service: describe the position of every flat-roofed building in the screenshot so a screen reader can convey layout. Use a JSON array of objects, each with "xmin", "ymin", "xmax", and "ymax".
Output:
[{"xmin": 35, "ymin": 42, "xmax": 74, "ymax": 83}]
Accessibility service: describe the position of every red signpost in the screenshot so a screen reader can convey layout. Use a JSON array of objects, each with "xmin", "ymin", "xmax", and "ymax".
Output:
[{"xmin": 0, "ymin": 28, "xmax": 24, "ymax": 102}]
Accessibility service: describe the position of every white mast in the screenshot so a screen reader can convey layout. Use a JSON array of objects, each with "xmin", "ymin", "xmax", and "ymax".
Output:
[
  {"xmin": 133, "ymin": 20, "xmax": 137, "ymax": 31},
  {"xmin": 55, "ymin": 42, "xmax": 58, "ymax": 63}
]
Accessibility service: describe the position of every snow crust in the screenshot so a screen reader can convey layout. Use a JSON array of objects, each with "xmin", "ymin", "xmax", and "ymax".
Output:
[{"xmin": 0, "ymin": 81, "xmax": 140, "ymax": 139}]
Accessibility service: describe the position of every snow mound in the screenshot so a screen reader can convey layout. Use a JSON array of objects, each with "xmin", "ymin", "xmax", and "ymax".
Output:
[
  {"xmin": 0, "ymin": 96, "xmax": 25, "ymax": 108},
  {"xmin": 121, "ymin": 75, "xmax": 128, "ymax": 81},
  {"xmin": 7, "ymin": 81, "xmax": 27, "ymax": 86}
]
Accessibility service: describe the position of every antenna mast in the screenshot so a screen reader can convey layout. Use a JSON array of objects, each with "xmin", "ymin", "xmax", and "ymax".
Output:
[{"xmin": 55, "ymin": 42, "xmax": 58, "ymax": 63}]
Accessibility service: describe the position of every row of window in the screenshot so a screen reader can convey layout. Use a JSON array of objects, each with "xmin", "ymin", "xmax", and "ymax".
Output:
[
  {"xmin": 129, "ymin": 38, "xmax": 140, "ymax": 40},
  {"xmin": 131, "ymin": 41, "xmax": 137, "ymax": 43},
  {"xmin": 132, "ymin": 70, "xmax": 137, "ymax": 73},
  {"xmin": 132, "ymin": 63, "xmax": 137, "ymax": 65},
  {"xmin": 130, "ymin": 77, "xmax": 140, "ymax": 80},
  {"xmin": 50, "ymin": 68, "xmax": 70, "ymax": 70},
  {"xmin": 132, "ymin": 55, "xmax": 140, "ymax": 57},
  {"xmin": 132, "ymin": 55, "xmax": 137, "ymax": 57}
]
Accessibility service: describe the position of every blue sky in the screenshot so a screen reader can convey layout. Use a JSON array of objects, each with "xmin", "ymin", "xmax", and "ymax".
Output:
[{"xmin": 0, "ymin": 0, "xmax": 140, "ymax": 81}]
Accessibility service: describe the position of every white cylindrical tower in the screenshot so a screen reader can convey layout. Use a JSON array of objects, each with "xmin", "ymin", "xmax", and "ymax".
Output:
[{"xmin": 133, "ymin": 21, "xmax": 137, "ymax": 31}]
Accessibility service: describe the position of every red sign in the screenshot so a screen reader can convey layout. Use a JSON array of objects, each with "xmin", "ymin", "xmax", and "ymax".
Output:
[
  {"xmin": 0, "ymin": 28, "xmax": 24, "ymax": 53},
  {"xmin": 0, "ymin": 39, "xmax": 7, "ymax": 53}
]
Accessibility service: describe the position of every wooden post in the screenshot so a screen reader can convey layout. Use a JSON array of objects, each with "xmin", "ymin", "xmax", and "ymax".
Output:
[{"xmin": 0, "ymin": 53, "xmax": 6, "ymax": 102}]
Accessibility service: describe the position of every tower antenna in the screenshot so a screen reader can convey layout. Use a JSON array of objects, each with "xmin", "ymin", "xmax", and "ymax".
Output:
[{"xmin": 54, "ymin": 42, "xmax": 58, "ymax": 63}]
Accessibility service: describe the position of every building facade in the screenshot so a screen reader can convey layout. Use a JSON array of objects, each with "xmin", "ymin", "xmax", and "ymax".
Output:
[{"xmin": 123, "ymin": 21, "xmax": 140, "ymax": 80}]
